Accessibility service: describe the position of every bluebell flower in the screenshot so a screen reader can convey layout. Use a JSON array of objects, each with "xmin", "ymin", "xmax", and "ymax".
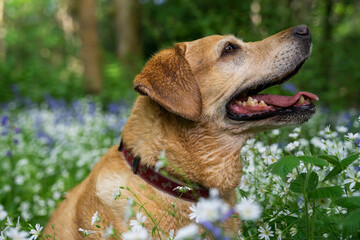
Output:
[
  {"xmin": 200, "ymin": 221, "xmax": 229, "ymax": 240},
  {"xmin": 37, "ymin": 131, "xmax": 55, "ymax": 146},
  {"xmin": 108, "ymin": 103, "xmax": 120, "ymax": 115},
  {"xmin": 282, "ymin": 83, "xmax": 297, "ymax": 94},
  {"xmin": 220, "ymin": 208, "xmax": 235, "ymax": 223},
  {"xmin": 6, "ymin": 151, "xmax": 12, "ymax": 157},
  {"xmin": 1, "ymin": 116, "xmax": 8, "ymax": 126},
  {"xmin": 88, "ymin": 101, "xmax": 96, "ymax": 116}
]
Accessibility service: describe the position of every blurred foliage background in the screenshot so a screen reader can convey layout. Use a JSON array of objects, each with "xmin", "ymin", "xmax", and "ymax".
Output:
[{"xmin": 0, "ymin": 0, "xmax": 359, "ymax": 111}]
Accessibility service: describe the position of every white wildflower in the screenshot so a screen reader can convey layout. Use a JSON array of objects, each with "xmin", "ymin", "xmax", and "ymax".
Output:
[
  {"xmin": 102, "ymin": 223, "xmax": 114, "ymax": 239},
  {"xmin": 334, "ymin": 206, "xmax": 347, "ymax": 215},
  {"xmin": 91, "ymin": 211, "xmax": 101, "ymax": 225},
  {"xmin": 173, "ymin": 186, "xmax": 192, "ymax": 193},
  {"xmin": 235, "ymin": 197, "xmax": 262, "ymax": 221},
  {"xmin": 257, "ymin": 187, "xmax": 266, "ymax": 198},
  {"xmin": 344, "ymin": 170, "xmax": 360, "ymax": 191},
  {"xmin": 324, "ymin": 125, "xmax": 331, "ymax": 134},
  {"xmin": 29, "ymin": 223, "xmax": 43, "ymax": 240},
  {"xmin": 293, "ymin": 127, "xmax": 301, "ymax": 133},
  {"xmin": 112, "ymin": 187, "xmax": 120, "ymax": 200},
  {"xmin": 167, "ymin": 229, "xmax": 174, "ymax": 240},
  {"xmin": 5, "ymin": 227, "xmax": 29, "ymax": 240},
  {"xmin": 124, "ymin": 197, "xmax": 134, "ymax": 221},
  {"xmin": 279, "ymin": 185, "xmax": 289, "ymax": 197},
  {"xmin": 275, "ymin": 223, "xmax": 282, "ymax": 240},
  {"xmin": 122, "ymin": 227, "xmax": 148, "ymax": 240},
  {"xmin": 129, "ymin": 213, "xmax": 146, "ymax": 231},
  {"xmin": 264, "ymin": 155, "xmax": 277, "ymax": 165},
  {"xmin": 258, "ymin": 224, "xmax": 274, "ymax": 240},
  {"xmin": 286, "ymin": 169, "xmax": 297, "ymax": 183},
  {"xmin": 155, "ymin": 149, "xmax": 167, "ymax": 172},
  {"xmin": 0, "ymin": 205, "xmax": 7, "ymax": 221},
  {"xmin": 78, "ymin": 228, "xmax": 96, "ymax": 236},
  {"xmin": 16, "ymin": 216, "xmax": 21, "ymax": 230},
  {"xmin": 345, "ymin": 132, "xmax": 359, "ymax": 141},
  {"xmin": 289, "ymin": 133, "xmax": 299, "ymax": 139},
  {"xmin": 209, "ymin": 188, "xmax": 219, "ymax": 198},
  {"xmin": 1, "ymin": 231, "xmax": 5, "ymax": 240},
  {"xmin": 336, "ymin": 126, "xmax": 348, "ymax": 133},
  {"xmin": 290, "ymin": 227, "xmax": 297, "ymax": 236},
  {"xmin": 323, "ymin": 233, "xmax": 329, "ymax": 238},
  {"xmin": 175, "ymin": 224, "xmax": 199, "ymax": 240},
  {"xmin": 271, "ymin": 129, "xmax": 280, "ymax": 136},
  {"xmin": 189, "ymin": 193, "xmax": 229, "ymax": 223},
  {"xmin": 285, "ymin": 141, "xmax": 299, "ymax": 152}
]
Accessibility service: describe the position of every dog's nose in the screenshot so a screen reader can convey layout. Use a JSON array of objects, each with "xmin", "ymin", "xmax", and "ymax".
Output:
[{"xmin": 292, "ymin": 25, "xmax": 311, "ymax": 39}]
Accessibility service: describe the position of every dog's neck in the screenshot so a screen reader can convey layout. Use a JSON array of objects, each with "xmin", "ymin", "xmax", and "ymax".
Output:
[{"xmin": 121, "ymin": 96, "xmax": 251, "ymax": 195}]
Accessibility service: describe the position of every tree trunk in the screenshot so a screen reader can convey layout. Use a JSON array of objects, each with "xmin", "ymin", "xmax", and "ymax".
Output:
[
  {"xmin": 0, "ymin": 0, "xmax": 6, "ymax": 61},
  {"xmin": 114, "ymin": 0, "xmax": 142, "ymax": 66},
  {"xmin": 77, "ymin": 0, "xmax": 103, "ymax": 94},
  {"xmin": 319, "ymin": 0, "xmax": 334, "ymax": 85}
]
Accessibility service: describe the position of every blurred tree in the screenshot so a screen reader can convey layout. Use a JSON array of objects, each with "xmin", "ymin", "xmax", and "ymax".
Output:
[
  {"xmin": 319, "ymin": 0, "xmax": 335, "ymax": 89},
  {"xmin": 76, "ymin": 0, "xmax": 103, "ymax": 94},
  {"xmin": 0, "ymin": 0, "xmax": 5, "ymax": 61},
  {"xmin": 114, "ymin": 0, "xmax": 142, "ymax": 73}
]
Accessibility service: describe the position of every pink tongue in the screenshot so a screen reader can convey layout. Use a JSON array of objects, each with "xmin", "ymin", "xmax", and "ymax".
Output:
[{"xmin": 251, "ymin": 91, "xmax": 319, "ymax": 107}]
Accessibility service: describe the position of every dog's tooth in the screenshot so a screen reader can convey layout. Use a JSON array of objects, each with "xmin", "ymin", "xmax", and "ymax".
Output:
[
  {"xmin": 259, "ymin": 100, "xmax": 267, "ymax": 106},
  {"xmin": 247, "ymin": 97, "xmax": 254, "ymax": 106},
  {"xmin": 298, "ymin": 96, "xmax": 305, "ymax": 104},
  {"xmin": 253, "ymin": 99, "xmax": 258, "ymax": 105}
]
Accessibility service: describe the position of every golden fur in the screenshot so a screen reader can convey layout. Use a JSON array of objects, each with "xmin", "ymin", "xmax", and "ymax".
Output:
[{"xmin": 44, "ymin": 25, "xmax": 313, "ymax": 239}]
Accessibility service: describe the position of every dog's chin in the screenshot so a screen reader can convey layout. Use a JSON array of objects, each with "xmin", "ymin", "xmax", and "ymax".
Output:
[{"xmin": 230, "ymin": 103, "xmax": 316, "ymax": 133}]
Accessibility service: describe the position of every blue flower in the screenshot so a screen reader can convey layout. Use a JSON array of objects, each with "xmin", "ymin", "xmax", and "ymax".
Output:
[
  {"xmin": 6, "ymin": 151, "xmax": 12, "ymax": 157},
  {"xmin": 1, "ymin": 116, "xmax": 8, "ymax": 126},
  {"xmin": 282, "ymin": 83, "xmax": 297, "ymax": 94},
  {"xmin": 200, "ymin": 221, "xmax": 229, "ymax": 240}
]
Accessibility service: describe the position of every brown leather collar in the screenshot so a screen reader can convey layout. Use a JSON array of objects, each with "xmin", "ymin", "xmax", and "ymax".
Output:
[{"xmin": 118, "ymin": 140, "xmax": 209, "ymax": 202}]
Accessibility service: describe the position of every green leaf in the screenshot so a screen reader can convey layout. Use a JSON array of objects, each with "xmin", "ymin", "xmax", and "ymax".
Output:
[
  {"xmin": 299, "ymin": 156, "xmax": 329, "ymax": 168},
  {"xmin": 334, "ymin": 197, "xmax": 360, "ymax": 208},
  {"xmin": 342, "ymin": 208, "xmax": 360, "ymax": 234},
  {"xmin": 307, "ymin": 171, "xmax": 319, "ymax": 193},
  {"xmin": 340, "ymin": 153, "xmax": 360, "ymax": 169},
  {"xmin": 309, "ymin": 186, "xmax": 343, "ymax": 199},
  {"xmin": 271, "ymin": 155, "xmax": 300, "ymax": 180},
  {"xmin": 290, "ymin": 173, "xmax": 306, "ymax": 193},
  {"xmin": 317, "ymin": 154, "xmax": 340, "ymax": 167},
  {"xmin": 322, "ymin": 167, "xmax": 342, "ymax": 182}
]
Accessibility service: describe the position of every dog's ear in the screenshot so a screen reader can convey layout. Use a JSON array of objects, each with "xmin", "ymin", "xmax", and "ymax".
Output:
[{"xmin": 134, "ymin": 43, "xmax": 202, "ymax": 121}]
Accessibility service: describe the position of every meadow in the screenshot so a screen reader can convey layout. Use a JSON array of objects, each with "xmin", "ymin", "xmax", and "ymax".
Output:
[{"xmin": 0, "ymin": 93, "xmax": 359, "ymax": 240}]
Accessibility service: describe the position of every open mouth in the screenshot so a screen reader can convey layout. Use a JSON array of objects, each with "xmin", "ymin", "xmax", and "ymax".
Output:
[{"xmin": 226, "ymin": 65, "xmax": 319, "ymax": 121}]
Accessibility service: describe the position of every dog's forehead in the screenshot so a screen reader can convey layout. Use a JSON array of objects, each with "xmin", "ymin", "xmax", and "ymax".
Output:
[{"xmin": 184, "ymin": 35, "xmax": 243, "ymax": 53}]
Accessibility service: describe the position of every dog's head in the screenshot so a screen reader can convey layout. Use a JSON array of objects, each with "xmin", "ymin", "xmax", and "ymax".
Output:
[{"xmin": 134, "ymin": 25, "xmax": 318, "ymax": 133}]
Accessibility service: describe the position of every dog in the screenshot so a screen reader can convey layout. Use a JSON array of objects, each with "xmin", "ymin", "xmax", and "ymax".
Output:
[{"xmin": 44, "ymin": 25, "xmax": 318, "ymax": 239}]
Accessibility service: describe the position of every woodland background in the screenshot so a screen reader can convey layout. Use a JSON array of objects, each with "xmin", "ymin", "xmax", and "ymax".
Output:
[{"xmin": 0, "ymin": 0, "xmax": 359, "ymax": 110}]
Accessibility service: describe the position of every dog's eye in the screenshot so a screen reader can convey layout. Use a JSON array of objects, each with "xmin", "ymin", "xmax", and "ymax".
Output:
[
  {"xmin": 225, "ymin": 44, "xmax": 234, "ymax": 53},
  {"xmin": 222, "ymin": 43, "xmax": 238, "ymax": 56}
]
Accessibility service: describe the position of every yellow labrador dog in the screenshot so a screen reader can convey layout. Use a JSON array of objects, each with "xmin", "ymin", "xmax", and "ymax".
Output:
[{"xmin": 44, "ymin": 25, "xmax": 318, "ymax": 239}]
